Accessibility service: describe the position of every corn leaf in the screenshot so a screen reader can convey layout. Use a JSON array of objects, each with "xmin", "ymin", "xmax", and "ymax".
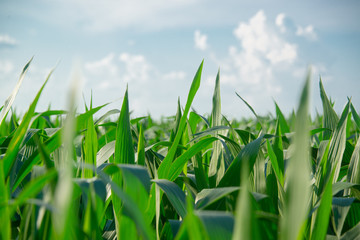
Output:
[
  {"xmin": 158, "ymin": 60, "xmax": 203, "ymax": 179},
  {"xmin": 320, "ymin": 78, "xmax": 339, "ymax": 140},
  {"xmin": 0, "ymin": 57, "xmax": 33, "ymax": 126},
  {"xmin": 280, "ymin": 71, "xmax": 311, "ymax": 240}
]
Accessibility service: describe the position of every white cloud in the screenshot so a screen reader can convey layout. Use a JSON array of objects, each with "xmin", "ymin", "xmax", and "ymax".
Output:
[
  {"xmin": 0, "ymin": 34, "xmax": 17, "ymax": 46},
  {"xmin": 275, "ymin": 13, "xmax": 286, "ymax": 33},
  {"xmin": 233, "ymin": 10, "xmax": 297, "ymax": 65},
  {"xmin": 119, "ymin": 53, "xmax": 151, "ymax": 83},
  {"xmin": 266, "ymin": 43, "xmax": 297, "ymax": 64},
  {"xmin": 163, "ymin": 71, "xmax": 186, "ymax": 80},
  {"xmin": 199, "ymin": 10, "xmax": 306, "ymax": 115},
  {"xmin": 0, "ymin": 60, "xmax": 14, "ymax": 74},
  {"xmin": 296, "ymin": 25, "xmax": 317, "ymax": 41},
  {"xmin": 194, "ymin": 30, "xmax": 208, "ymax": 51},
  {"xmin": 84, "ymin": 53, "xmax": 118, "ymax": 76},
  {"xmin": 226, "ymin": 9, "xmax": 297, "ymax": 92}
]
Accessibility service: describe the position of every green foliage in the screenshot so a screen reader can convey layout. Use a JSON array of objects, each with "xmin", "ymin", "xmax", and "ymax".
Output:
[{"xmin": 1, "ymin": 59, "xmax": 359, "ymax": 239}]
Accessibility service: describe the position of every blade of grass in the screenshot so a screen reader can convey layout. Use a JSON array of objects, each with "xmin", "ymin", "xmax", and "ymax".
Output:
[
  {"xmin": 96, "ymin": 140, "xmax": 115, "ymax": 167},
  {"xmin": 195, "ymin": 187, "xmax": 239, "ymax": 209},
  {"xmin": 0, "ymin": 57, "xmax": 33, "ymax": 125},
  {"xmin": 209, "ymin": 70, "xmax": 224, "ymax": 187},
  {"xmin": 52, "ymin": 67, "xmax": 79, "ymax": 239},
  {"xmin": 346, "ymin": 137, "xmax": 360, "ymax": 195},
  {"xmin": 218, "ymin": 135, "xmax": 263, "ymax": 188},
  {"xmin": 137, "ymin": 124, "xmax": 146, "ymax": 166},
  {"xmin": 111, "ymin": 87, "xmax": 135, "ymax": 237},
  {"xmin": 168, "ymin": 137, "xmax": 218, "ymax": 181},
  {"xmin": 280, "ymin": 71, "xmax": 311, "ymax": 240},
  {"xmin": 9, "ymin": 169, "xmax": 57, "ymax": 215},
  {"xmin": 310, "ymin": 170, "xmax": 334, "ymax": 240},
  {"xmin": 114, "ymin": 87, "xmax": 134, "ymax": 165},
  {"xmin": 84, "ymin": 107, "xmax": 98, "ymax": 178},
  {"xmin": 233, "ymin": 161, "xmax": 258, "ymax": 240},
  {"xmin": 266, "ymin": 139, "xmax": 284, "ymax": 185},
  {"xmin": 196, "ymin": 211, "xmax": 234, "ymax": 240},
  {"xmin": 350, "ymin": 103, "xmax": 360, "ymax": 129},
  {"xmin": 0, "ymin": 157, "xmax": 10, "ymax": 239},
  {"xmin": 175, "ymin": 192, "xmax": 209, "ymax": 240},
  {"xmin": 98, "ymin": 170, "xmax": 154, "ymax": 239},
  {"xmin": 3, "ymin": 68, "xmax": 53, "ymax": 179},
  {"xmin": 327, "ymin": 100, "xmax": 350, "ymax": 184},
  {"xmin": 153, "ymin": 179, "xmax": 188, "ymax": 218},
  {"xmin": 320, "ymin": 78, "xmax": 339, "ymax": 140},
  {"xmin": 12, "ymin": 128, "xmax": 62, "ymax": 191},
  {"xmin": 236, "ymin": 92, "xmax": 263, "ymax": 130},
  {"xmin": 158, "ymin": 60, "xmax": 203, "ymax": 179},
  {"xmin": 275, "ymin": 101, "xmax": 290, "ymax": 134}
]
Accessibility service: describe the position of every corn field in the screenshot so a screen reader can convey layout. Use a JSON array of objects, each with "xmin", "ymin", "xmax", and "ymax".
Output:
[{"xmin": 0, "ymin": 58, "xmax": 359, "ymax": 239}]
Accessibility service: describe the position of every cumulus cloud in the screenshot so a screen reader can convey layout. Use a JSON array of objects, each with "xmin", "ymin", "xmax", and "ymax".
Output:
[
  {"xmin": 275, "ymin": 13, "xmax": 286, "ymax": 33},
  {"xmin": 84, "ymin": 53, "xmax": 118, "ymax": 76},
  {"xmin": 233, "ymin": 10, "xmax": 297, "ymax": 65},
  {"xmin": 119, "ymin": 53, "xmax": 151, "ymax": 83},
  {"xmin": 199, "ymin": 10, "xmax": 306, "ymax": 114},
  {"xmin": 0, "ymin": 34, "xmax": 17, "ymax": 46},
  {"xmin": 194, "ymin": 30, "xmax": 208, "ymax": 50},
  {"xmin": 296, "ymin": 25, "xmax": 317, "ymax": 41},
  {"xmin": 225, "ymin": 9, "xmax": 297, "ymax": 94}
]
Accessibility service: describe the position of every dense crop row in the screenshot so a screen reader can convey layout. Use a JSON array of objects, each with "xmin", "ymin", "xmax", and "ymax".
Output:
[{"xmin": 0, "ymin": 59, "xmax": 359, "ymax": 239}]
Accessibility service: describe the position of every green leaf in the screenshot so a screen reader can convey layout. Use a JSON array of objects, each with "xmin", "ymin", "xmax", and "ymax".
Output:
[
  {"xmin": 196, "ymin": 211, "xmax": 234, "ymax": 240},
  {"xmin": 76, "ymin": 102, "xmax": 109, "ymax": 131},
  {"xmin": 168, "ymin": 137, "xmax": 218, "ymax": 181},
  {"xmin": 209, "ymin": 70, "xmax": 224, "ymax": 187},
  {"xmin": 327, "ymin": 100, "xmax": 350, "ymax": 184},
  {"xmin": 218, "ymin": 135, "xmax": 263, "ymax": 188},
  {"xmin": 280, "ymin": 71, "xmax": 311, "ymax": 240},
  {"xmin": 158, "ymin": 60, "xmax": 203, "ymax": 179},
  {"xmin": 0, "ymin": 156, "xmax": 10, "ymax": 239},
  {"xmin": 111, "ymin": 87, "xmax": 135, "ymax": 237},
  {"xmin": 339, "ymin": 222, "xmax": 360, "ymax": 240},
  {"xmin": 310, "ymin": 170, "xmax": 334, "ymax": 240},
  {"xmin": 12, "ymin": 128, "xmax": 62, "ymax": 191},
  {"xmin": 346, "ymin": 137, "xmax": 360, "ymax": 195},
  {"xmin": 96, "ymin": 140, "xmax": 115, "ymax": 167},
  {"xmin": 332, "ymin": 197, "xmax": 356, "ymax": 238},
  {"xmin": 175, "ymin": 190, "xmax": 209, "ymax": 240},
  {"xmin": 186, "ymin": 118, "xmax": 209, "ymax": 191},
  {"xmin": 350, "ymin": 103, "xmax": 360, "ymax": 129},
  {"xmin": 3, "ymin": 68, "xmax": 53, "ymax": 179},
  {"xmin": 192, "ymin": 126, "xmax": 230, "ymax": 141},
  {"xmin": 114, "ymin": 87, "xmax": 134, "ymax": 165},
  {"xmin": 153, "ymin": 179, "xmax": 187, "ymax": 218},
  {"xmin": 332, "ymin": 182, "xmax": 359, "ymax": 196},
  {"xmin": 266, "ymin": 139, "xmax": 284, "ymax": 185},
  {"xmin": 9, "ymin": 169, "xmax": 57, "ymax": 215},
  {"xmin": 0, "ymin": 57, "xmax": 33, "ymax": 126},
  {"xmin": 236, "ymin": 92, "xmax": 263, "ymax": 130},
  {"xmin": 84, "ymin": 108, "xmax": 98, "ymax": 178},
  {"xmin": 137, "ymin": 124, "xmax": 146, "ymax": 166},
  {"xmin": 98, "ymin": 170, "xmax": 154, "ymax": 239},
  {"xmin": 275, "ymin": 101, "xmax": 290, "ymax": 134},
  {"xmin": 195, "ymin": 187, "xmax": 239, "ymax": 210},
  {"xmin": 319, "ymin": 78, "xmax": 339, "ymax": 140}
]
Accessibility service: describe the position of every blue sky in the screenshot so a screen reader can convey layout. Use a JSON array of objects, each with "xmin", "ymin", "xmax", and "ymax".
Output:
[{"xmin": 1, "ymin": 0, "xmax": 359, "ymax": 119}]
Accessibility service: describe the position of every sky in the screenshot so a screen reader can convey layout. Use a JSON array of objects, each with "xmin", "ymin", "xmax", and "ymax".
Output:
[{"xmin": 0, "ymin": 0, "xmax": 359, "ymax": 119}]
